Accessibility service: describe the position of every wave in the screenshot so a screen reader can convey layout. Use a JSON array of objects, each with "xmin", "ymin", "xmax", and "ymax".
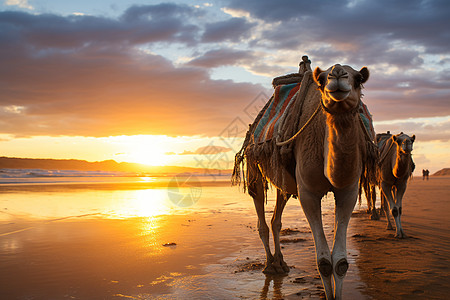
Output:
[{"xmin": 0, "ymin": 168, "xmax": 138, "ymax": 179}]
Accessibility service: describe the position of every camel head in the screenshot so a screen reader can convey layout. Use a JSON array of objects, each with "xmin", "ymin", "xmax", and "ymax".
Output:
[
  {"xmin": 313, "ymin": 64, "xmax": 369, "ymax": 114},
  {"xmin": 393, "ymin": 133, "xmax": 415, "ymax": 154}
]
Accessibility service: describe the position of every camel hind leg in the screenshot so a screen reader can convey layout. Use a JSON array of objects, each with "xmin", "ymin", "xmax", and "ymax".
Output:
[
  {"xmin": 381, "ymin": 191, "xmax": 393, "ymax": 230},
  {"xmin": 268, "ymin": 190, "xmax": 290, "ymax": 274},
  {"xmin": 247, "ymin": 163, "xmax": 273, "ymax": 273},
  {"xmin": 369, "ymin": 185, "xmax": 379, "ymax": 220}
]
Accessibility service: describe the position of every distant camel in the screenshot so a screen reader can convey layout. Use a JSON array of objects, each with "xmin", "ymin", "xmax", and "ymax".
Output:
[
  {"xmin": 233, "ymin": 59, "xmax": 377, "ymax": 300},
  {"xmin": 377, "ymin": 132, "xmax": 415, "ymax": 238}
]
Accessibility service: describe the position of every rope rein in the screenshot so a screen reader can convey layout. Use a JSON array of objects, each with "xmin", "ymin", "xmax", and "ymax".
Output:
[{"xmin": 276, "ymin": 102, "xmax": 321, "ymax": 146}]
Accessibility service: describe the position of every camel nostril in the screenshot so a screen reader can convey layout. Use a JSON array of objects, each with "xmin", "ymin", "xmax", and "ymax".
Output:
[{"xmin": 331, "ymin": 65, "xmax": 347, "ymax": 78}]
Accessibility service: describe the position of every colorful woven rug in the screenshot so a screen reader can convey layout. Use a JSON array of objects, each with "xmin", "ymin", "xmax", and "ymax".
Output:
[
  {"xmin": 359, "ymin": 101, "xmax": 375, "ymax": 141},
  {"xmin": 253, "ymin": 83, "xmax": 301, "ymax": 143}
]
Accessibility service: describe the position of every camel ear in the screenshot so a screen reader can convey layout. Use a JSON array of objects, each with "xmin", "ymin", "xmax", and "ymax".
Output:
[
  {"xmin": 313, "ymin": 67, "xmax": 325, "ymax": 87},
  {"xmin": 411, "ymin": 135, "xmax": 415, "ymax": 142},
  {"xmin": 359, "ymin": 67, "xmax": 369, "ymax": 83}
]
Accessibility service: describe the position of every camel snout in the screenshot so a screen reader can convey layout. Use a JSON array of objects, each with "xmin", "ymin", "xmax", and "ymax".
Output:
[{"xmin": 325, "ymin": 66, "xmax": 352, "ymax": 101}]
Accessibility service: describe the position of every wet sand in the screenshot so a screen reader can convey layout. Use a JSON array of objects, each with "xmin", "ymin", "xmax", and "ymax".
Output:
[
  {"xmin": 0, "ymin": 176, "xmax": 448, "ymax": 299},
  {"xmin": 351, "ymin": 176, "xmax": 450, "ymax": 299}
]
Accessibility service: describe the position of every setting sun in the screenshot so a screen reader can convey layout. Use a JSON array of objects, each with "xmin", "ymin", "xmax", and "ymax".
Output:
[{"xmin": 110, "ymin": 135, "xmax": 170, "ymax": 166}]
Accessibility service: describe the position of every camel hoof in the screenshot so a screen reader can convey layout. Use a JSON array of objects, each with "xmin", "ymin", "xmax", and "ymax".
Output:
[
  {"xmin": 262, "ymin": 261, "xmax": 289, "ymax": 274},
  {"xmin": 280, "ymin": 260, "xmax": 290, "ymax": 273},
  {"xmin": 318, "ymin": 258, "xmax": 332, "ymax": 277},
  {"xmin": 395, "ymin": 232, "xmax": 407, "ymax": 239},
  {"xmin": 335, "ymin": 258, "xmax": 349, "ymax": 277},
  {"xmin": 262, "ymin": 265, "xmax": 276, "ymax": 274}
]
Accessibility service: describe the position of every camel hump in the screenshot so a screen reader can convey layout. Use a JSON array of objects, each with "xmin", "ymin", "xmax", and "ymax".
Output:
[
  {"xmin": 272, "ymin": 55, "xmax": 312, "ymax": 88},
  {"xmin": 376, "ymin": 132, "xmax": 392, "ymax": 149},
  {"xmin": 376, "ymin": 132, "xmax": 395, "ymax": 165}
]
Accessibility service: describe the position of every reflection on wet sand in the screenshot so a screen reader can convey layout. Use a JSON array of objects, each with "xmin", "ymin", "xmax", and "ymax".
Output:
[
  {"xmin": 0, "ymin": 179, "xmax": 368, "ymax": 299},
  {"xmin": 260, "ymin": 275, "xmax": 285, "ymax": 299}
]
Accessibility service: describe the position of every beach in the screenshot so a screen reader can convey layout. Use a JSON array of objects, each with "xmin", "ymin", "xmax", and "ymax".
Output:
[
  {"xmin": 0, "ymin": 175, "xmax": 449, "ymax": 299},
  {"xmin": 351, "ymin": 176, "xmax": 450, "ymax": 299}
]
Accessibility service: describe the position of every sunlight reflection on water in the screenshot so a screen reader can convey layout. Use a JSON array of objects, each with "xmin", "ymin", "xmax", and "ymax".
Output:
[
  {"xmin": 0, "ymin": 177, "xmax": 371, "ymax": 299},
  {"xmin": 111, "ymin": 189, "xmax": 171, "ymax": 218}
]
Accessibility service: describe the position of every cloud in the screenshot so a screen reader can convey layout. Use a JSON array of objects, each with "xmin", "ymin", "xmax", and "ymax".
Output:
[
  {"xmin": 195, "ymin": 145, "xmax": 232, "ymax": 155},
  {"xmin": 5, "ymin": 0, "xmax": 33, "ymax": 10},
  {"xmin": 201, "ymin": 17, "xmax": 256, "ymax": 43},
  {"xmin": 0, "ymin": 2, "xmax": 449, "ymax": 142},
  {"xmin": 186, "ymin": 48, "xmax": 256, "ymax": 68},
  {"xmin": 224, "ymin": 0, "xmax": 450, "ymax": 59},
  {"xmin": 0, "ymin": 9, "xmax": 266, "ymax": 137},
  {"xmin": 166, "ymin": 145, "xmax": 232, "ymax": 155},
  {"xmin": 374, "ymin": 118, "xmax": 450, "ymax": 142}
]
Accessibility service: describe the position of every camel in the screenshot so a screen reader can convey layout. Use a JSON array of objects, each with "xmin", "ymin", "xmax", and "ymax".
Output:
[
  {"xmin": 376, "ymin": 132, "xmax": 415, "ymax": 238},
  {"xmin": 232, "ymin": 60, "xmax": 376, "ymax": 300}
]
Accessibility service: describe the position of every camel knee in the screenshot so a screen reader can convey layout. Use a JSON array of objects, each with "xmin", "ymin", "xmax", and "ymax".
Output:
[
  {"xmin": 318, "ymin": 258, "xmax": 333, "ymax": 277},
  {"xmin": 271, "ymin": 220, "xmax": 282, "ymax": 233},
  {"xmin": 392, "ymin": 207, "xmax": 398, "ymax": 218},
  {"xmin": 258, "ymin": 223, "xmax": 270, "ymax": 239},
  {"xmin": 335, "ymin": 258, "xmax": 349, "ymax": 277}
]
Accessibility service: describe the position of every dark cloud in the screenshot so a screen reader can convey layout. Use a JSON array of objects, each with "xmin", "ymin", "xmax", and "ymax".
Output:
[
  {"xmin": 186, "ymin": 48, "xmax": 255, "ymax": 68},
  {"xmin": 121, "ymin": 3, "xmax": 201, "ymax": 22},
  {"xmin": 0, "ymin": 7, "xmax": 200, "ymax": 51},
  {"xmin": 225, "ymin": 0, "xmax": 450, "ymax": 63},
  {"xmin": 202, "ymin": 17, "xmax": 256, "ymax": 43},
  {"xmin": 374, "ymin": 119, "xmax": 450, "ymax": 142}
]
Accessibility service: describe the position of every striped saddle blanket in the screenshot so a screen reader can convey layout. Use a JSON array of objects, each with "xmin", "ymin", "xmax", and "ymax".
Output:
[
  {"xmin": 253, "ymin": 83, "xmax": 301, "ymax": 144},
  {"xmin": 359, "ymin": 101, "xmax": 375, "ymax": 141}
]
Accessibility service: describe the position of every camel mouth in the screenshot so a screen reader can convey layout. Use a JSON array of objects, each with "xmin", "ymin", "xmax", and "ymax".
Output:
[{"xmin": 328, "ymin": 90, "xmax": 351, "ymax": 101}]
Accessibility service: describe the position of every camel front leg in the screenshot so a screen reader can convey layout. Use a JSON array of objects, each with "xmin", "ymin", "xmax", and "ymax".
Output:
[
  {"xmin": 393, "ymin": 183, "xmax": 407, "ymax": 238},
  {"xmin": 268, "ymin": 190, "xmax": 290, "ymax": 274},
  {"xmin": 381, "ymin": 182, "xmax": 400, "ymax": 237},
  {"xmin": 332, "ymin": 183, "xmax": 358, "ymax": 300},
  {"xmin": 298, "ymin": 187, "xmax": 333, "ymax": 300},
  {"xmin": 252, "ymin": 191, "xmax": 273, "ymax": 273},
  {"xmin": 248, "ymin": 163, "xmax": 273, "ymax": 272}
]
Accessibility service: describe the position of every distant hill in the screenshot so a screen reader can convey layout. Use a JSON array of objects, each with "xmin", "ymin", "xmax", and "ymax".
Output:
[
  {"xmin": 433, "ymin": 168, "xmax": 450, "ymax": 176},
  {"xmin": 0, "ymin": 156, "xmax": 229, "ymax": 175}
]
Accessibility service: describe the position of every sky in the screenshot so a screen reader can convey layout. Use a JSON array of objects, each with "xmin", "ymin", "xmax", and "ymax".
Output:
[{"xmin": 0, "ymin": 0, "xmax": 449, "ymax": 175}]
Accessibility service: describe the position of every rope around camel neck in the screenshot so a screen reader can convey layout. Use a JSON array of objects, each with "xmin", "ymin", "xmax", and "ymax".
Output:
[{"xmin": 276, "ymin": 102, "xmax": 322, "ymax": 146}]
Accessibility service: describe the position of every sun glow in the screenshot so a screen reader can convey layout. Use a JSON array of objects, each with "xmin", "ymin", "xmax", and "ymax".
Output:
[{"xmin": 108, "ymin": 135, "xmax": 171, "ymax": 166}]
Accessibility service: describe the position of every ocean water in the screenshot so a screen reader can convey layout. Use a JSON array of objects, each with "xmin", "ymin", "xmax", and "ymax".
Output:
[{"xmin": 0, "ymin": 169, "xmax": 369, "ymax": 299}]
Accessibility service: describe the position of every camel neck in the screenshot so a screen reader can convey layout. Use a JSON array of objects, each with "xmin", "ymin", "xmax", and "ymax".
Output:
[
  {"xmin": 393, "ymin": 149, "xmax": 412, "ymax": 178},
  {"xmin": 324, "ymin": 112, "xmax": 361, "ymax": 189}
]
